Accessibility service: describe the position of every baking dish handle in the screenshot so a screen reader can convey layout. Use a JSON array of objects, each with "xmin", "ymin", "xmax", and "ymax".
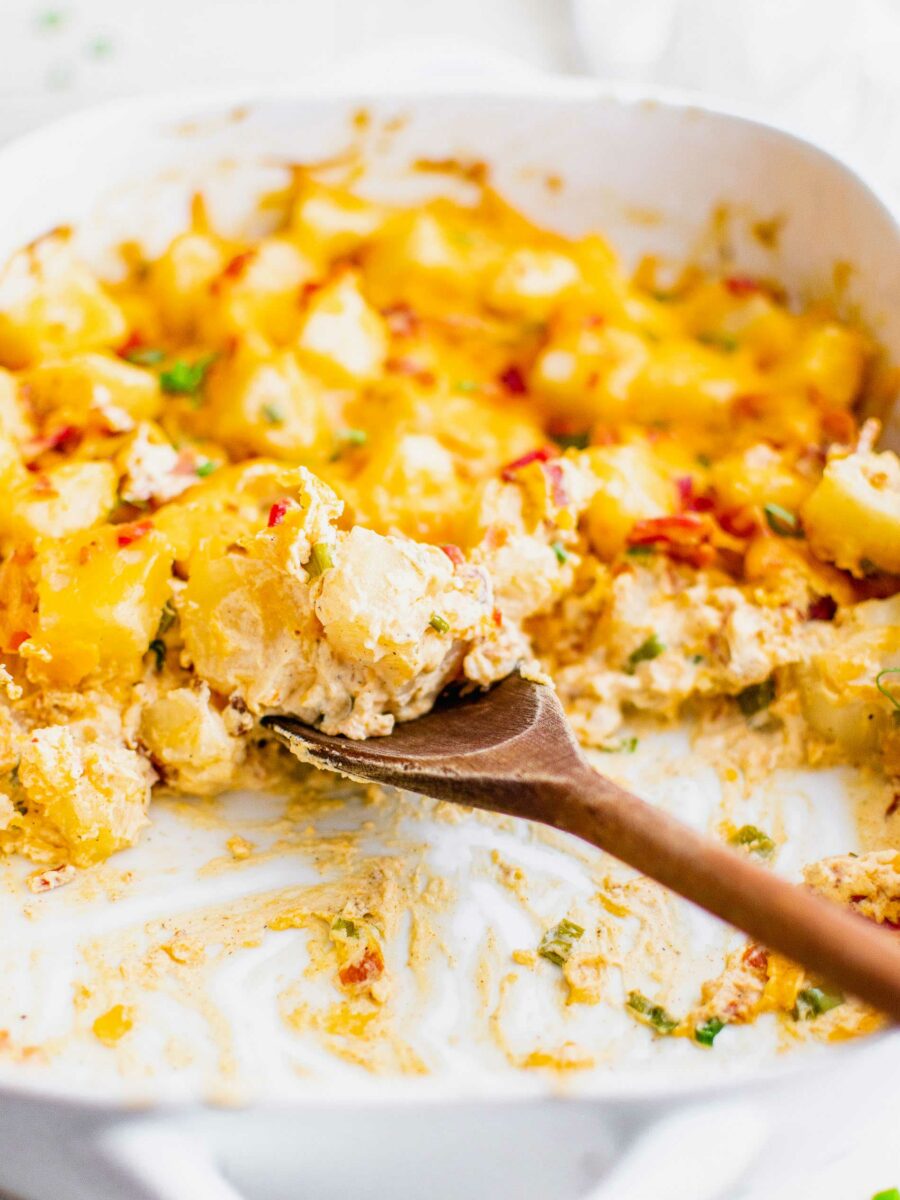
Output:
[
  {"xmin": 92, "ymin": 1096, "xmax": 767, "ymax": 1200},
  {"xmin": 584, "ymin": 1097, "xmax": 769, "ymax": 1200}
]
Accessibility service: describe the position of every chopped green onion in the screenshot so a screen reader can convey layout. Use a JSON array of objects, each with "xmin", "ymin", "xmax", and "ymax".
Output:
[
  {"xmin": 124, "ymin": 346, "xmax": 165, "ymax": 366},
  {"xmin": 331, "ymin": 916, "xmax": 358, "ymax": 938},
  {"xmin": 195, "ymin": 459, "xmax": 217, "ymax": 477},
  {"xmin": 860, "ymin": 557, "xmax": 883, "ymax": 577},
  {"xmin": 626, "ymin": 990, "xmax": 679, "ymax": 1035},
  {"xmin": 625, "ymin": 633, "xmax": 665, "ymax": 675},
  {"xmin": 625, "ymin": 544, "xmax": 656, "ymax": 558},
  {"xmin": 689, "ymin": 653, "xmax": 705, "ymax": 664},
  {"xmin": 305, "ymin": 543, "xmax": 334, "ymax": 579},
  {"xmin": 454, "ymin": 379, "xmax": 479, "ymax": 393},
  {"xmin": 157, "ymin": 602, "xmax": 176, "ymax": 635},
  {"xmin": 793, "ymin": 986, "xmax": 844, "ymax": 1020},
  {"xmin": 694, "ymin": 1017, "xmax": 725, "ymax": 1046},
  {"xmin": 695, "ymin": 453, "xmax": 712, "ymax": 468},
  {"xmin": 36, "ymin": 9, "xmax": 67, "ymax": 31},
  {"xmin": 538, "ymin": 918, "xmax": 585, "ymax": 966},
  {"xmin": 872, "ymin": 1189, "xmax": 900, "ymax": 1200},
  {"xmin": 429, "ymin": 613, "xmax": 450, "ymax": 634},
  {"xmin": 736, "ymin": 677, "xmax": 776, "ymax": 716},
  {"xmin": 651, "ymin": 289, "xmax": 676, "ymax": 303},
  {"xmin": 698, "ymin": 332, "xmax": 739, "ymax": 353},
  {"xmin": 330, "ymin": 428, "xmax": 369, "ymax": 460},
  {"xmin": 262, "ymin": 403, "xmax": 285, "ymax": 425},
  {"xmin": 148, "ymin": 638, "xmax": 166, "ymax": 671},
  {"xmin": 763, "ymin": 502, "xmax": 803, "ymax": 538},
  {"xmin": 599, "ymin": 736, "xmax": 639, "ymax": 754},
  {"xmin": 160, "ymin": 354, "xmax": 217, "ymax": 401},
  {"xmin": 875, "ymin": 669, "xmax": 900, "ymax": 721},
  {"xmin": 551, "ymin": 541, "xmax": 569, "ymax": 564},
  {"xmin": 551, "ymin": 430, "xmax": 590, "ymax": 451},
  {"xmin": 729, "ymin": 825, "xmax": 775, "ymax": 858}
]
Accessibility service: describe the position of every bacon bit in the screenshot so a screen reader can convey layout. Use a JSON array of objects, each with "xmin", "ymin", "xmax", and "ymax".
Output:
[
  {"xmin": 732, "ymin": 394, "xmax": 767, "ymax": 421},
  {"xmin": 492, "ymin": 607, "xmax": 504, "ymax": 627},
  {"xmin": 583, "ymin": 313, "xmax": 606, "ymax": 329},
  {"xmin": 382, "ymin": 303, "xmax": 419, "ymax": 337},
  {"xmin": 338, "ymin": 946, "xmax": 384, "ymax": 988},
  {"xmin": 676, "ymin": 475, "xmax": 715, "ymax": 513},
  {"xmin": 440, "ymin": 544, "xmax": 465, "ymax": 567},
  {"xmin": 27, "ymin": 864, "xmax": 76, "ymax": 894},
  {"xmin": 742, "ymin": 944, "xmax": 769, "ymax": 973},
  {"xmin": 28, "ymin": 424, "xmax": 82, "ymax": 459},
  {"xmin": 497, "ymin": 364, "xmax": 527, "ymax": 395},
  {"xmin": 628, "ymin": 513, "xmax": 715, "ymax": 567},
  {"xmin": 117, "ymin": 330, "xmax": 144, "ymax": 359},
  {"xmin": 9, "ymin": 631, "xmax": 30, "ymax": 651},
  {"xmin": 500, "ymin": 445, "xmax": 558, "ymax": 482},
  {"xmin": 716, "ymin": 505, "xmax": 759, "ymax": 539},
  {"xmin": 543, "ymin": 460, "xmax": 569, "ymax": 507},
  {"xmin": 807, "ymin": 594, "xmax": 838, "ymax": 622},
  {"xmin": 221, "ymin": 250, "xmax": 255, "ymax": 281},
  {"xmin": 30, "ymin": 474, "xmax": 57, "ymax": 498},
  {"xmin": 724, "ymin": 275, "xmax": 761, "ymax": 297},
  {"xmin": 384, "ymin": 357, "xmax": 435, "ymax": 386},
  {"xmin": 116, "ymin": 520, "xmax": 153, "ymax": 548},
  {"xmin": 267, "ymin": 498, "xmax": 292, "ymax": 527},
  {"xmin": 173, "ymin": 450, "xmax": 200, "ymax": 476},
  {"xmin": 821, "ymin": 408, "xmax": 857, "ymax": 445}
]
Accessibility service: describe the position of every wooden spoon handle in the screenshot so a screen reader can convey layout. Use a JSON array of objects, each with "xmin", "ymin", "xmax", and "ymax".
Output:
[{"xmin": 535, "ymin": 761, "xmax": 900, "ymax": 1021}]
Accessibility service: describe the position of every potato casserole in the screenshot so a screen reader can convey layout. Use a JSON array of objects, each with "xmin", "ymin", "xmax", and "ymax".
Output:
[{"xmin": 0, "ymin": 167, "xmax": 898, "ymax": 1048}]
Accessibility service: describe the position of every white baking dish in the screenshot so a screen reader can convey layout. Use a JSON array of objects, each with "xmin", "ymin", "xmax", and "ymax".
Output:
[{"xmin": 0, "ymin": 70, "xmax": 898, "ymax": 1200}]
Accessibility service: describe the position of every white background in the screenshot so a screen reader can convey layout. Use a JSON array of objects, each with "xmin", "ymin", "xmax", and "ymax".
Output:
[{"xmin": 0, "ymin": 1, "xmax": 897, "ymax": 1197}]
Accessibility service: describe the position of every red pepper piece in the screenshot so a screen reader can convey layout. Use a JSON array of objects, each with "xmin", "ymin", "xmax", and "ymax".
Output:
[
  {"xmin": 267, "ymin": 498, "xmax": 292, "ymax": 527},
  {"xmin": 497, "ymin": 364, "xmax": 527, "ymax": 395},
  {"xmin": 116, "ymin": 520, "xmax": 153, "ymax": 548},
  {"xmin": 500, "ymin": 445, "xmax": 558, "ymax": 482}
]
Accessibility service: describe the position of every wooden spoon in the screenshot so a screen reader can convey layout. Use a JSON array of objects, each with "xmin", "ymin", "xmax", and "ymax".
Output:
[{"xmin": 263, "ymin": 672, "xmax": 900, "ymax": 1021}]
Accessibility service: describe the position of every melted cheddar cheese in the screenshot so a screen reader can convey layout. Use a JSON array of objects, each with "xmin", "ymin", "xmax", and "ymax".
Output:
[{"xmin": 0, "ymin": 167, "xmax": 897, "ymax": 967}]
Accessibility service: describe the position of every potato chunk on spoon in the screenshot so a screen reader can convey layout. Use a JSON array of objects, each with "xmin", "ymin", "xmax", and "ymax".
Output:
[{"xmin": 265, "ymin": 673, "xmax": 900, "ymax": 1021}]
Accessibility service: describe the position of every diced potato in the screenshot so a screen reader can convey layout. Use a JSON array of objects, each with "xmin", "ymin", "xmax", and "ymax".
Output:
[
  {"xmin": 297, "ymin": 271, "xmax": 387, "ymax": 385},
  {"xmin": 586, "ymin": 442, "xmax": 676, "ymax": 558},
  {"xmin": 487, "ymin": 248, "xmax": 580, "ymax": 319},
  {"xmin": 0, "ymin": 368, "xmax": 33, "ymax": 443},
  {"xmin": 531, "ymin": 322, "xmax": 649, "ymax": 421},
  {"xmin": 787, "ymin": 323, "xmax": 869, "ymax": 408},
  {"xmin": 710, "ymin": 443, "xmax": 811, "ymax": 512},
  {"xmin": 351, "ymin": 432, "xmax": 463, "ymax": 543},
  {"xmin": 27, "ymin": 523, "xmax": 174, "ymax": 686},
  {"xmin": 0, "ymin": 232, "xmax": 127, "ymax": 368},
  {"xmin": 0, "ymin": 461, "xmax": 117, "ymax": 546},
  {"xmin": 139, "ymin": 685, "xmax": 243, "ymax": 794},
  {"xmin": 178, "ymin": 551, "xmax": 319, "ymax": 711},
  {"xmin": 292, "ymin": 180, "xmax": 387, "ymax": 262},
  {"xmin": 204, "ymin": 341, "xmax": 330, "ymax": 460},
  {"xmin": 315, "ymin": 527, "xmax": 452, "ymax": 670},
  {"xmin": 802, "ymin": 450, "xmax": 900, "ymax": 576},
  {"xmin": 148, "ymin": 231, "xmax": 228, "ymax": 335},
  {"xmin": 628, "ymin": 340, "xmax": 752, "ymax": 427},
  {"xmin": 201, "ymin": 238, "xmax": 315, "ymax": 343},
  {"xmin": 18, "ymin": 726, "xmax": 151, "ymax": 865},
  {"xmin": 152, "ymin": 461, "xmax": 321, "ymax": 562},
  {"xmin": 363, "ymin": 203, "xmax": 502, "ymax": 310},
  {"xmin": 798, "ymin": 596, "xmax": 900, "ymax": 756},
  {"xmin": 23, "ymin": 352, "xmax": 161, "ymax": 429}
]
